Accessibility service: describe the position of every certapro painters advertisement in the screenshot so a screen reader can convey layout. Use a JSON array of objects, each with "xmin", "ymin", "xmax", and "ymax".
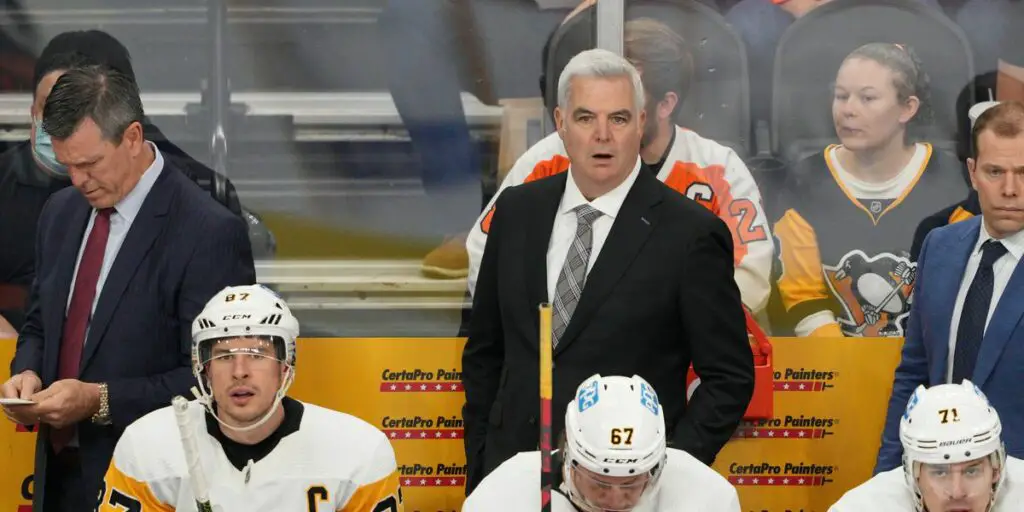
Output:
[{"xmin": 0, "ymin": 337, "xmax": 903, "ymax": 511}]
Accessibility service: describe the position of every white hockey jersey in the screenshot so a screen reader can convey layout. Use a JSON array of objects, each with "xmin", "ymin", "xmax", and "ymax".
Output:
[
  {"xmin": 462, "ymin": 448, "xmax": 741, "ymax": 511},
  {"xmin": 98, "ymin": 398, "xmax": 404, "ymax": 512},
  {"xmin": 828, "ymin": 457, "xmax": 1024, "ymax": 511},
  {"xmin": 466, "ymin": 126, "xmax": 773, "ymax": 313}
]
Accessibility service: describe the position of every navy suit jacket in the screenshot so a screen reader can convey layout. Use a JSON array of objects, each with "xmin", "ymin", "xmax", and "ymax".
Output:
[
  {"xmin": 876, "ymin": 216, "xmax": 1024, "ymax": 472},
  {"xmin": 10, "ymin": 161, "xmax": 255, "ymax": 510}
]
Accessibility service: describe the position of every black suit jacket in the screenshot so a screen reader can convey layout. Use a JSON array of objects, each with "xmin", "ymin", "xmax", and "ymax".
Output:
[
  {"xmin": 462, "ymin": 167, "xmax": 755, "ymax": 492},
  {"xmin": 10, "ymin": 160, "xmax": 255, "ymax": 510}
]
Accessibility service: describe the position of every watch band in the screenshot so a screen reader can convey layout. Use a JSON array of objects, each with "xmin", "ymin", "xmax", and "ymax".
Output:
[{"xmin": 91, "ymin": 383, "xmax": 111, "ymax": 425}]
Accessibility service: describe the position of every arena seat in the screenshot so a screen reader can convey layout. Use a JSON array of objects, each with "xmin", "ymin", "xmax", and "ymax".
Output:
[
  {"xmin": 771, "ymin": 0, "xmax": 974, "ymax": 165},
  {"xmin": 541, "ymin": 0, "xmax": 751, "ymax": 157}
]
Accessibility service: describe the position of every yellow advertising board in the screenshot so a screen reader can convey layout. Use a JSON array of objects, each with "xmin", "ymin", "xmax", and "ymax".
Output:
[
  {"xmin": 716, "ymin": 337, "xmax": 904, "ymax": 511},
  {"xmin": 0, "ymin": 337, "xmax": 903, "ymax": 511}
]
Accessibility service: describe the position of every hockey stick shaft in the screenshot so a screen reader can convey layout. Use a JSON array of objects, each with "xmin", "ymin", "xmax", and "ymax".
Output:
[
  {"xmin": 538, "ymin": 303, "xmax": 554, "ymax": 512},
  {"xmin": 172, "ymin": 396, "xmax": 215, "ymax": 512}
]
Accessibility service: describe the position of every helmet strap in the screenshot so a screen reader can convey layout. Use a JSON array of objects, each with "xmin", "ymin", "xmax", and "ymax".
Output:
[{"xmin": 192, "ymin": 365, "xmax": 295, "ymax": 434}]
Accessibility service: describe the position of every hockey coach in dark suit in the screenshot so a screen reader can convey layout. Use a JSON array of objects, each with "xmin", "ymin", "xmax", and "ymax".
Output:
[
  {"xmin": 1, "ymin": 64, "xmax": 255, "ymax": 511},
  {"xmin": 461, "ymin": 48, "xmax": 755, "ymax": 493}
]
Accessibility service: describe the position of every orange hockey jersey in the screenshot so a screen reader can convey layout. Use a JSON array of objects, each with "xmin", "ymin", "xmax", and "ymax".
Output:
[{"xmin": 466, "ymin": 126, "xmax": 773, "ymax": 313}]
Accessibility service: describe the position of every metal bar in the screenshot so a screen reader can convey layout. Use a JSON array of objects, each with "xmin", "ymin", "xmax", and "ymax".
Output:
[
  {"xmin": 0, "ymin": 92, "xmax": 503, "ymax": 128},
  {"xmin": 596, "ymin": 0, "xmax": 624, "ymax": 56},
  {"xmin": 208, "ymin": 0, "xmax": 230, "ymax": 176},
  {"xmin": 278, "ymin": 297, "xmax": 471, "ymax": 311}
]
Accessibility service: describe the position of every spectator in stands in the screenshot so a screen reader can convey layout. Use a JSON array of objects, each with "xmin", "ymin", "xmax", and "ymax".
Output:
[
  {"xmin": 0, "ymin": 30, "xmax": 271, "ymax": 337},
  {"xmin": 725, "ymin": 0, "xmax": 829, "ymax": 141},
  {"xmin": 404, "ymin": 0, "xmax": 723, "ymax": 279},
  {"xmin": 465, "ymin": 18, "xmax": 775, "ymax": 315},
  {"xmin": 378, "ymin": 0, "xmax": 566, "ymax": 276},
  {"xmin": 876, "ymin": 101, "xmax": 1024, "ymax": 473},
  {"xmin": 0, "ymin": 64, "xmax": 255, "ymax": 512},
  {"xmin": 910, "ymin": 190, "xmax": 979, "ymax": 261},
  {"xmin": 773, "ymin": 43, "xmax": 966, "ymax": 338},
  {"xmin": 956, "ymin": 0, "xmax": 1024, "ymax": 85},
  {"xmin": 953, "ymin": 1, "xmax": 1024, "ymax": 186},
  {"xmin": 0, "ymin": 0, "xmax": 37, "ymax": 95},
  {"xmin": 462, "ymin": 48, "xmax": 754, "ymax": 494},
  {"xmin": 726, "ymin": 0, "xmax": 940, "ymax": 145},
  {"xmin": 0, "ymin": 38, "xmax": 104, "ymax": 337},
  {"xmin": 834, "ymin": 381, "xmax": 1024, "ymax": 511},
  {"xmin": 909, "ymin": 101, "xmax": 998, "ymax": 262}
]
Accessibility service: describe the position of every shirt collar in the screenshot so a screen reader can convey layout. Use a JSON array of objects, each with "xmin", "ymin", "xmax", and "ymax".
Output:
[
  {"xmin": 111, "ymin": 141, "xmax": 164, "ymax": 223},
  {"xmin": 975, "ymin": 220, "xmax": 1024, "ymax": 261},
  {"xmin": 559, "ymin": 156, "xmax": 642, "ymax": 219}
]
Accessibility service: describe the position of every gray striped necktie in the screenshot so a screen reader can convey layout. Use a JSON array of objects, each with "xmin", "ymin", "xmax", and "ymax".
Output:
[{"xmin": 552, "ymin": 204, "xmax": 603, "ymax": 348}]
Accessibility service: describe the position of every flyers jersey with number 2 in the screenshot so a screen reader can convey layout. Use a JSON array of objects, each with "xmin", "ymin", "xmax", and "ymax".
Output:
[{"xmin": 466, "ymin": 126, "xmax": 773, "ymax": 313}]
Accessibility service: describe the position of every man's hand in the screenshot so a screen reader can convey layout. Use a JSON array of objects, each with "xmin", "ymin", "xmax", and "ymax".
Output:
[
  {"xmin": 1, "ymin": 370, "xmax": 41, "ymax": 425},
  {"xmin": 29, "ymin": 379, "xmax": 101, "ymax": 430}
]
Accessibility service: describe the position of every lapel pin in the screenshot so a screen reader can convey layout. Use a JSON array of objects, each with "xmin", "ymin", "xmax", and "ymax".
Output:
[{"xmin": 641, "ymin": 216, "xmax": 650, "ymax": 226}]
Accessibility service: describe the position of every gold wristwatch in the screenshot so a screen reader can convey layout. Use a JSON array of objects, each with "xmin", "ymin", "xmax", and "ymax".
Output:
[{"xmin": 91, "ymin": 383, "xmax": 111, "ymax": 425}]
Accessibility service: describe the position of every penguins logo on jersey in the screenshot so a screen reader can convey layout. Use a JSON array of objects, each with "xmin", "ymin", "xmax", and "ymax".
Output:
[{"xmin": 823, "ymin": 250, "xmax": 916, "ymax": 337}]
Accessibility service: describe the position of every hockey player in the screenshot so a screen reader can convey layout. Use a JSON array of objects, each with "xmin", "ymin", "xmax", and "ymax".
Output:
[
  {"xmin": 465, "ymin": 18, "xmax": 773, "ymax": 315},
  {"xmin": 829, "ymin": 381, "xmax": 1024, "ymax": 512},
  {"xmin": 97, "ymin": 285, "xmax": 404, "ymax": 511},
  {"xmin": 462, "ymin": 374, "xmax": 740, "ymax": 511}
]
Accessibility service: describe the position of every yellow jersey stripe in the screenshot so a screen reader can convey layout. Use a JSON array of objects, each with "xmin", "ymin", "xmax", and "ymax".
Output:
[
  {"xmin": 338, "ymin": 470, "xmax": 404, "ymax": 512},
  {"xmin": 99, "ymin": 460, "xmax": 174, "ymax": 512}
]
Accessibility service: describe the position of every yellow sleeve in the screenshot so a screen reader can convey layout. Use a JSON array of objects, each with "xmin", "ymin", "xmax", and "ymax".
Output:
[
  {"xmin": 948, "ymin": 205, "xmax": 975, "ymax": 224},
  {"xmin": 774, "ymin": 209, "xmax": 839, "ymax": 336},
  {"xmin": 337, "ymin": 470, "xmax": 404, "ymax": 512},
  {"xmin": 809, "ymin": 322, "xmax": 843, "ymax": 338},
  {"xmin": 98, "ymin": 457, "xmax": 175, "ymax": 512}
]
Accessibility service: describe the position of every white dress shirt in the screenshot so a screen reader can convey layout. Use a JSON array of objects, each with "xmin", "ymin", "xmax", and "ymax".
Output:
[
  {"xmin": 546, "ymin": 157, "xmax": 642, "ymax": 302},
  {"xmin": 66, "ymin": 143, "xmax": 165, "ymax": 331},
  {"xmin": 946, "ymin": 220, "xmax": 1024, "ymax": 382}
]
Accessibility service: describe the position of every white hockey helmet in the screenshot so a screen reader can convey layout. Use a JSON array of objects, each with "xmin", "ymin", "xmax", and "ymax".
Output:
[
  {"xmin": 190, "ymin": 284, "xmax": 300, "ymax": 431},
  {"xmin": 900, "ymin": 380, "xmax": 1006, "ymax": 512},
  {"xmin": 562, "ymin": 374, "xmax": 667, "ymax": 512}
]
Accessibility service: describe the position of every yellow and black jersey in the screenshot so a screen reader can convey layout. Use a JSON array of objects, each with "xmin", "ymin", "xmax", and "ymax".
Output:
[
  {"xmin": 99, "ymin": 397, "xmax": 404, "ymax": 511},
  {"xmin": 773, "ymin": 143, "xmax": 968, "ymax": 338}
]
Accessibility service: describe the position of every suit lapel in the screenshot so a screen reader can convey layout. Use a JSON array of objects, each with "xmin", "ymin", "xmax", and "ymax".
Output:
[
  {"xmin": 974, "ymin": 256, "xmax": 1024, "ymax": 387},
  {"xmin": 80, "ymin": 169, "xmax": 174, "ymax": 372},
  {"xmin": 554, "ymin": 170, "xmax": 661, "ymax": 356},
  {"xmin": 525, "ymin": 174, "xmax": 565, "ymax": 321},
  {"xmin": 929, "ymin": 220, "xmax": 978, "ymax": 384},
  {"xmin": 45, "ymin": 201, "xmax": 92, "ymax": 380}
]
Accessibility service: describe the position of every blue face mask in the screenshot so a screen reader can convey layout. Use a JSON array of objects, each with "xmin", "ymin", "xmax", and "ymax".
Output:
[{"xmin": 32, "ymin": 118, "xmax": 68, "ymax": 177}]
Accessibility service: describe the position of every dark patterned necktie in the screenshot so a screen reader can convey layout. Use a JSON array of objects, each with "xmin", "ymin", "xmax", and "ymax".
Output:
[{"xmin": 951, "ymin": 239, "xmax": 1008, "ymax": 383}]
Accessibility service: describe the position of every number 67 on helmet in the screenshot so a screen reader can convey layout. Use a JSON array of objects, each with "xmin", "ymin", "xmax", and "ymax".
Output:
[{"xmin": 464, "ymin": 374, "xmax": 741, "ymax": 511}]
